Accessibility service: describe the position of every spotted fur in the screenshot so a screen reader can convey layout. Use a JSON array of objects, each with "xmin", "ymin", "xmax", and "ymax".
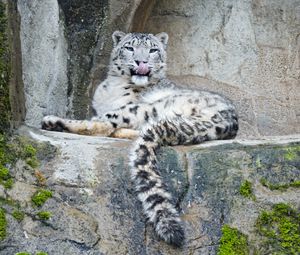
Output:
[{"xmin": 42, "ymin": 31, "xmax": 238, "ymax": 247}]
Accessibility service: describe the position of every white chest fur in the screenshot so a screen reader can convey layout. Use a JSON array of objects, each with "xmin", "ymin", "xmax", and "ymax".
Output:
[
  {"xmin": 92, "ymin": 77, "xmax": 135, "ymax": 116},
  {"xmin": 141, "ymin": 87, "xmax": 177, "ymax": 104}
]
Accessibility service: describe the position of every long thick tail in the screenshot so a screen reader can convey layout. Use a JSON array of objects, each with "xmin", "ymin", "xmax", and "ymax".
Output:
[
  {"xmin": 130, "ymin": 121, "xmax": 185, "ymax": 246},
  {"xmin": 130, "ymin": 112, "xmax": 238, "ymax": 246},
  {"xmin": 130, "ymin": 113, "xmax": 238, "ymax": 246}
]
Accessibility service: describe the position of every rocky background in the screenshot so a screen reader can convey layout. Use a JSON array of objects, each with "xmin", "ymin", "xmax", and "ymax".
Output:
[
  {"xmin": 0, "ymin": 0, "xmax": 299, "ymax": 255},
  {"xmin": 5, "ymin": 0, "xmax": 300, "ymax": 137}
]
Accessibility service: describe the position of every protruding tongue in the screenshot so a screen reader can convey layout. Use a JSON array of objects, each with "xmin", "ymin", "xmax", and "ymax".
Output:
[{"xmin": 136, "ymin": 62, "xmax": 149, "ymax": 75}]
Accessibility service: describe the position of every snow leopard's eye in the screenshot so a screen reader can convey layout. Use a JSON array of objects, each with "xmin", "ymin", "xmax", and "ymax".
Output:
[
  {"xmin": 149, "ymin": 48, "xmax": 159, "ymax": 53},
  {"xmin": 125, "ymin": 46, "xmax": 134, "ymax": 52}
]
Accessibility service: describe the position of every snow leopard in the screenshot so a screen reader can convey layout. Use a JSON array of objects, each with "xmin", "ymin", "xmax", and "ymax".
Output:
[{"xmin": 42, "ymin": 31, "xmax": 238, "ymax": 247}]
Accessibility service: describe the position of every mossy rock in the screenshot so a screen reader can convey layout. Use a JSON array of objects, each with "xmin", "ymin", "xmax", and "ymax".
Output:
[
  {"xmin": 218, "ymin": 225, "xmax": 249, "ymax": 255},
  {"xmin": 31, "ymin": 189, "xmax": 53, "ymax": 207},
  {"xmin": 0, "ymin": 134, "xmax": 56, "ymax": 176},
  {"xmin": 255, "ymin": 203, "xmax": 300, "ymax": 254},
  {"xmin": 0, "ymin": 164, "xmax": 13, "ymax": 189},
  {"xmin": 0, "ymin": 134, "xmax": 42, "ymax": 190},
  {"xmin": 0, "ymin": 207, "xmax": 7, "ymax": 240},
  {"xmin": 12, "ymin": 210, "xmax": 25, "ymax": 222},
  {"xmin": 0, "ymin": 2, "xmax": 11, "ymax": 133},
  {"xmin": 239, "ymin": 180, "xmax": 255, "ymax": 200},
  {"xmin": 251, "ymin": 144, "xmax": 300, "ymax": 190},
  {"xmin": 1, "ymin": 135, "xmax": 37, "ymax": 166},
  {"xmin": 36, "ymin": 211, "xmax": 52, "ymax": 220}
]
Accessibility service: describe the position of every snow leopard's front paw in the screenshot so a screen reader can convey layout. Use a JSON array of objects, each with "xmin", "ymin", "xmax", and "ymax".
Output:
[{"xmin": 41, "ymin": 115, "xmax": 66, "ymax": 132}]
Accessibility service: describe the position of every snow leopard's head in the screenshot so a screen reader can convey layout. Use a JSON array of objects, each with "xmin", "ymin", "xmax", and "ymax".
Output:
[{"xmin": 109, "ymin": 31, "xmax": 168, "ymax": 86}]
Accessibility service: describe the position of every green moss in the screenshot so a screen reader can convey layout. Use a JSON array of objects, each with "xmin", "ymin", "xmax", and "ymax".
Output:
[
  {"xmin": 23, "ymin": 145, "xmax": 37, "ymax": 167},
  {"xmin": 0, "ymin": 207, "xmax": 7, "ymax": 240},
  {"xmin": 26, "ymin": 158, "xmax": 39, "ymax": 168},
  {"xmin": 0, "ymin": 165, "xmax": 8, "ymax": 178},
  {"xmin": 31, "ymin": 189, "xmax": 52, "ymax": 207},
  {"xmin": 260, "ymin": 178, "xmax": 300, "ymax": 191},
  {"xmin": 0, "ymin": 165, "xmax": 13, "ymax": 189},
  {"xmin": 1, "ymin": 135, "xmax": 40, "ymax": 171},
  {"xmin": 24, "ymin": 145, "xmax": 38, "ymax": 168},
  {"xmin": 15, "ymin": 253, "xmax": 31, "ymax": 255},
  {"xmin": 290, "ymin": 180, "xmax": 300, "ymax": 188},
  {"xmin": 3, "ymin": 177, "xmax": 13, "ymax": 189},
  {"xmin": 217, "ymin": 225, "xmax": 249, "ymax": 255},
  {"xmin": 256, "ymin": 203, "xmax": 300, "ymax": 254},
  {"xmin": 7, "ymin": 137, "xmax": 40, "ymax": 168},
  {"xmin": 36, "ymin": 252, "xmax": 48, "ymax": 255},
  {"xmin": 24, "ymin": 144, "xmax": 36, "ymax": 158},
  {"xmin": 0, "ymin": 164, "xmax": 13, "ymax": 189},
  {"xmin": 0, "ymin": 135, "xmax": 54, "ymax": 187},
  {"xmin": 239, "ymin": 180, "xmax": 255, "ymax": 200},
  {"xmin": 284, "ymin": 146, "xmax": 300, "ymax": 161},
  {"xmin": 37, "ymin": 211, "xmax": 52, "ymax": 220},
  {"xmin": 0, "ymin": 148, "xmax": 13, "ymax": 189},
  {"xmin": 0, "ymin": 134, "xmax": 9, "ymax": 166},
  {"xmin": 12, "ymin": 210, "xmax": 25, "ymax": 221},
  {"xmin": 0, "ymin": 2, "xmax": 11, "ymax": 134}
]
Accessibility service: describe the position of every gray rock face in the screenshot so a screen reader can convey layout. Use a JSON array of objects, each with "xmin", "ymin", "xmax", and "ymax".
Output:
[
  {"xmin": 18, "ymin": 0, "xmax": 69, "ymax": 127},
  {"xmin": 57, "ymin": 0, "xmax": 109, "ymax": 119},
  {"xmin": 1, "ymin": 127, "xmax": 299, "ymax": 255}
]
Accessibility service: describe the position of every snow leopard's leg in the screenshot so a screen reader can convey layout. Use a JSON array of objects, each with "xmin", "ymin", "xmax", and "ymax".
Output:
[
  {"xmin": 131, "ymin": 114, "xmax": 238, "ymax": 247},
  {"xmin": 42, "ymin": 115, "xmax": 140, "ymax": 138},
  {"xmin": 41, "ymin": 115, "xmax": 116, "ymax": 136},
  {"xmin": 111, "ymin": 128, "xmax": 140, "ymax": 139}
]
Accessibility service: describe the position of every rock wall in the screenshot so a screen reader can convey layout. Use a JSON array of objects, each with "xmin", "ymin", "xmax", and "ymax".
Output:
[
  {"xmin": 0, "ymin": 0, "xmax": 11, "ymax": 132},
  {"xmin": 7, "ymin": 0, "xmax": 25, "ymax": 129},
  {"xmin": 18, "ymin": 0, "xmax": 69, "ymax": 127},
  {"xmin": 10, "ymin": 0, "xmax": 299, "ymax": 137},
  {"xmin": 0, "ymin": 127, "xmax": 299, "ymax": 255}
]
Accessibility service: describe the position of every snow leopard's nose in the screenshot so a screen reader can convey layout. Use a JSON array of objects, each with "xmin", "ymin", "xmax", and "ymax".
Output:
[
  {"xmin": 135, "ymin": 60, "xmax": 148, "ymax": 66},
  {"xmin": 135, "ymin": 61, "xmax": 149, "ymax": 75}
]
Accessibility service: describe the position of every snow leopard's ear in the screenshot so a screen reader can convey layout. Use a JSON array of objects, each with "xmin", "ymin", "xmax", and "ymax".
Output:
[
  {"xmin": 155, "ymin": 32, "xmax": 169, "ymax": 48},
  {"xmin": 112, "ymin": 31, "xmax": 126, "ymax": 47}
]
